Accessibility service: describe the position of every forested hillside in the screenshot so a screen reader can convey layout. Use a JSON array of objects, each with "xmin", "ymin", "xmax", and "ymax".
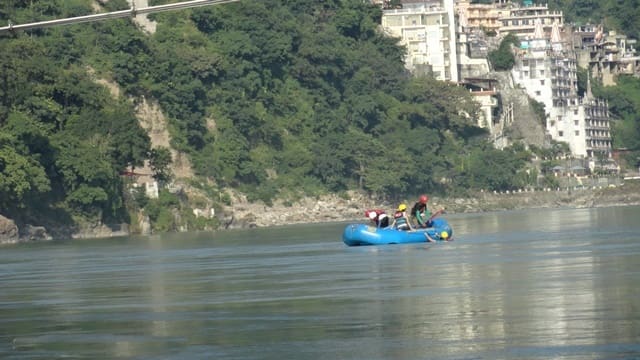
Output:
[
  {"xmin": 0, "ymin": 0, "xmax": 636, "ymax": 234},
  {"xmin": 547, "ymin": 0, "xmax": 640, "ymax": 41}
]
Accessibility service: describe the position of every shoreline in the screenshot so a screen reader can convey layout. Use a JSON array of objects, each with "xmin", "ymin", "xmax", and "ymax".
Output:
[
  {"xmin": 2, "ymin": 180, "xmax": 640, "ymax": 243},
  {"xmin": 229, "ymin": 180, "xmax": 640, "ymax": 229}
]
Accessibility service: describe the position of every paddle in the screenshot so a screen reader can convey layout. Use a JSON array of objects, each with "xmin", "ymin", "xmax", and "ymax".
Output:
[{"xmin": 427, "ymin": 208, "xmax": 445, "ymax": 223}]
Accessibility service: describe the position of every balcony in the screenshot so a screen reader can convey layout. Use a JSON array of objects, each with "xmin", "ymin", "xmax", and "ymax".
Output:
[
  {"xmin": 588, "ymin": 135, "xmax": 611, "ymax": 141},
  {"xmin": 586, "ymin": 125, "xmax": 610, "ymax": 131}
]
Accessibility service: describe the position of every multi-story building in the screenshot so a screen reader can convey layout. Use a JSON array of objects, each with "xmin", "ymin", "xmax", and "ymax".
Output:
[
  {"xmin": 381, "ymin": 0, "xmax": 500, "ymax": 130},
  {"xmin": 378, "ymin": 0, "xmax": 615, "ymax": 167},
  {"xmin": 498, "ymin": 1, "xmax": 563, "ymax": 38},
  {"xmin": 583, "ymin": 93, "xmax": 613, "ymax": 160},
  {"xmin": 456, "ymin": 0, "xmax": 501, "ymax": 33},
  {"xmin": 572, "ymin": 24, "xmax": 640, "ymax": 86},
  {"xmin": 456, "ymin": 26, "xmax": 498, "ymax": 131},
  {"xmin": 381, "ymin": 0, "xmax": 459, "ymax": 82},
  {"xmin": 512, "ymin": 20, "xmax": 613, "ymax": 165}
]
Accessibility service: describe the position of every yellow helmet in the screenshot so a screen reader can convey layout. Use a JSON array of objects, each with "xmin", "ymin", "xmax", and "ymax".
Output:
[
  {"xmin": 398, "ymin": 203, "xmax": 407, "ymax": 211},
  {"xmin": 440, "ymin": 231, "xmax": 449, "ymax": 239}
]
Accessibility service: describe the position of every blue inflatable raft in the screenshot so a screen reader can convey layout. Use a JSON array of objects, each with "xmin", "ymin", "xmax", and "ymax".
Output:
[{"xmin": 343, "ymin": 218, "xmax": 453, "ymax": 246}]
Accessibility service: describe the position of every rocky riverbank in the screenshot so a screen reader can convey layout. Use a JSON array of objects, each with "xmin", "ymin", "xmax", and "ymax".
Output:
[
  {"xmin": 0, "ymin": 215, "xmax": 52, "ymax": 245},
  {"xmin": 228, "ymin": 179, "xmax": 640, "ymax": 228},
  {"xmin": 2, "ymin": 180, "xmax": 640, "ymax": 244}
]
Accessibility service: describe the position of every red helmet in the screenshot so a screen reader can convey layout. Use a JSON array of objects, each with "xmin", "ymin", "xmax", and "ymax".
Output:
[{"xmin": 419, "ymin": 195, "xmax": 428, "ymax": 204}]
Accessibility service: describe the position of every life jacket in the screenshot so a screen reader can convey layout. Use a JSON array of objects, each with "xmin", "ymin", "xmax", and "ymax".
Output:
[
  {"xmin": 394, "ymin": 211, "xmax": 409, "ymax": 229},
  {"xmin": 365, "ymin": 209, "xmax": 386, "ymax": 218}
]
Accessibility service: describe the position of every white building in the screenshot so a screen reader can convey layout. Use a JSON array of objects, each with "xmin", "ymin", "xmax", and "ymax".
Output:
[
  {"xmin": 498, "ymin": 1, "xmax": 563, "ymax": 38},
  {"xmin": 512, "ymin": 20, "xmax": 613, "ymax": 163},
  {"xmin": 381, "ymin": 1, "xmax": 500, "ymax": 130},
  {"xmin": 381, "ymin": 0, "xmax": 459, "ymax": 82}
]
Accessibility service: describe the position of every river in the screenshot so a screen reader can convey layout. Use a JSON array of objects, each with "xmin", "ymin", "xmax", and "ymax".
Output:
[{"xmin": 1, "ymin": 206, "xmax": 640, "ymax": 359}]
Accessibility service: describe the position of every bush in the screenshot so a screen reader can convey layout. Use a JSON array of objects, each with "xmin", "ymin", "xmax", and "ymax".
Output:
[
  {"xmin": 144, "ymin": 190, "xmax": 180, "ymax": 231},
  {"xmin": 488, "ymin": 34, "xmax": 519, "ymax": 71},
  {"xmin": 529, "ymin": 98, "xmax": 547, "ymax": 127}
]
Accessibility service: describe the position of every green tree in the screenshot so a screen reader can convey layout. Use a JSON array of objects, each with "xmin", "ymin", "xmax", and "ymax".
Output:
[
  {"xmin": 488, "ymin": 34, "xmax": 519, "ymax": 71},
  {"xmin": 145, "ymin": 190, "xmax": 180, "ymax": 232},
  {"xmin": 149, "ymin": 147, "xmax": 173, "ymax": 184},
  {"xmin": 464, "ymin": 144, "xmax": 530, "ymax": 191},
  {"xmin": 52, "ymin": 134, "xmax": 121, "ymax": 217},
  {"xmin": 594, "ymin": 75, "xmax": 640, "ymax": 168},
  {"xmin": 0, "ymin": 133, "xmax": 50, "ymax": 210},
  {"xmin": 208, "ymin": 125, "xmax": 250, "ymax": 185}
]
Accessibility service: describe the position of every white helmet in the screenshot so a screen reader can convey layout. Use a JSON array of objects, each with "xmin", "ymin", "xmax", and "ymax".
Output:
[{"xmin": 368, "ymin": 212, "xmax": 377, "ymax": 220}]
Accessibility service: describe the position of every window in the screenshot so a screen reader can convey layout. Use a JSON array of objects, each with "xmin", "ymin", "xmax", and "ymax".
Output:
[
  {"xmin": 574, "ymin": 120, "xmax": 579, "ymax": 126},
  {"xmin": 535, "ymin": 90, "xmax": 541, "ymax": 96},
  {"xmin": 574, "ymin": 110, "xmax": 578, "ymax": 115},
  {"xmin": 575, "ymin": 130, "xmax": 580, "ymax": 136},
  {"xmin": 540, "ymin": 80, "xmax": 545, "ymax": 85},
  {"xmin": 559, "ymin": 131, "xmax": 564, "ymax": 137}
]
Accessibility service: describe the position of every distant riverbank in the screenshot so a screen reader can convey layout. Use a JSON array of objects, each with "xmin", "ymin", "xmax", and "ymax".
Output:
[
  {"xmin": 2, "ymin": 180, "xmax": 640, "ymax": 244},
  {"xmin": 228, "ymin": 179, "xmax": 640, "ymax": 229}
]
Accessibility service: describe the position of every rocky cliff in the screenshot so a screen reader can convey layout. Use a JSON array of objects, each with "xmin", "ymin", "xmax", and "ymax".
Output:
[{"xmin": 492, "ymin": 71, "xmax": 550, "ymax": 149}]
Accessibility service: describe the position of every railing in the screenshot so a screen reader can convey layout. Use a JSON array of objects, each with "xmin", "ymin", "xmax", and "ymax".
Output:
[
  {"xmin": 383, "ymin": 6, "xmax": 446, "ymax": 15},
  {"xmin": 586, "ymin": 125, "xmax": 610, "ymax": 131}
]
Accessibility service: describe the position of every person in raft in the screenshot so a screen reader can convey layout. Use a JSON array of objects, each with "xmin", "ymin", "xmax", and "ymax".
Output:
[
  {"xmin": 365, "ymin": 209, "xmax": 390, "ymax": 228},
  {"xmin": 390, "ymin": 203, "xmax": 413, "ymax": 231},
  {"xmin": 410, "ymin": 194, "xmax": 432, "ymax": 228}
]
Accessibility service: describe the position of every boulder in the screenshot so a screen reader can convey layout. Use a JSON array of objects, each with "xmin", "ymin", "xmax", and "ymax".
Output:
[
  {"xmin": 0, "ymin": 215, "xmax": 19, "ymax": 244},
  {"xmin": 24, "ymin": 225, "xmax": 52, "ymax": 242}
]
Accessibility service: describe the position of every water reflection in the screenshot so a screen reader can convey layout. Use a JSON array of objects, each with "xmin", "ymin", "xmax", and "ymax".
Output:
[
  {"xmin": 350, "ymin": 206, "xmax": 640, "ymax": 358},
  {"xmin": 450, "ymin": 207, "xmax": 604, "ymax": 236},
  {"xmin": 1, "ymin": 206, "xmax": 640, "ymax": 359},
  {"xmin": 147, "ymin": 234, "xmax": 169, "ymax": 354}
]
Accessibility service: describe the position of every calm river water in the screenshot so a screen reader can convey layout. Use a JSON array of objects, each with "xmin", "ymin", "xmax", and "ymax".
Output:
[{"xmin": 2, "ymin": 206, "xmax": 640, "ymax": 359}]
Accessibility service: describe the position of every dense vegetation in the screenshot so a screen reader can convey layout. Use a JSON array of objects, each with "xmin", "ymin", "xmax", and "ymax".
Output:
[
  {"xmin": 488, "ymin": 33, "xmax": 519, "ymax": 70},
  {"xmin": 0, "ymin": 0, "xmax": 638, "ymax": 233},
  {"xmin": 594, "ymin": 76, "xmax": 640, "ymax": 168},
  {"xmin": 546, "ymin": 0, "xmax": 640, "ymax": 41}
]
